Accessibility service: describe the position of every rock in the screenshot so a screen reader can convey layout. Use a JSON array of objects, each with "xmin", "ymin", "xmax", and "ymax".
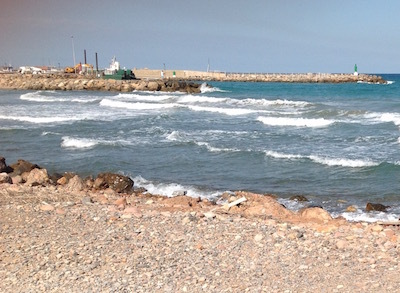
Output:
[
  {"xmin": 64, "ymin": 175, "xmax": 85, "ymax": 192},
  {"xmin": 336, "ymin": 239, "xmax": 348, "ymax": 250},
  {"xmin": 203, "ymin": 211, "xmax": 216, "ymax": 219},
  {"xmin": 147, "ymin": 81, "xmax": 161, "ymax": 91},
  {"xmin": 0, "ymin": 157, "xmax": 7, "ymax": 172},
  {"xmin": 0, "ymin": 157, "xmax": 12, "ymax": 173},
  {"xmin": 289, "ymin": 195, "xmax": 309, "ymax": 202},
  {"xmin": 57, "ymin": 177, "xmax": 68, "ymax": 185},
  {"xmin": 25, "ymin": 168, "xmax": 49, "ymax": 186},
  {"xmin": 40, "ymin": 204, "xmax": 55, "ymax": 211},
  {"xmin": 113, "ymin": 197, "xmax": 127, "ymax": 207},
  {"xmin": 0, "ymin": 172, "xmax": 12, "ymax": 184},
  {"xmin": 123, "ymin": 206, "xmax": 142, "ymax": 218},
  {"xmin": 94, "ymin": 173, "xmax": 134, "ymax": 193},
  {"xmin": 49, "ymin": 173, "xmax": 63, "ymax": 185},
  {"xmin": 299, "ymin": 207, "xmax": 332, "ymax": 222},
  {"xmin": 366, "ymin": 202, "xmax": 389, "ymax": 212},
  {"xmin": 11, "ymin": 175, "xmax": 23, "ymax": 184},
  {"xmin": 254, "ymin": 234, "xmax": 263, "ymax": 242},
  {"xmin": 81, "ymin": 196, "xmax": 93, "ymax": 205},
  {"xmin": 9, "ymin": 159, "xmax": 40, "ymax": 176},
  {"xmin": 346, "ymin": 205, "xmax": 357, "ymax": 212}
]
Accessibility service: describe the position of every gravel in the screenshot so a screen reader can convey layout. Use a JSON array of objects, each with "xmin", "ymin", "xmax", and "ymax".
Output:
[{"xmin": 1, "ymin": 184, "xmax": 400, "ymax": 292}]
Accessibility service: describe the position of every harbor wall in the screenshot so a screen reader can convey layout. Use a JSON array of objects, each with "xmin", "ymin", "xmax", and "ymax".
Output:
[
  {"xmin": 0, "ymin": 73, "xmax": 202, "ymax": 93},
  {"xmin": 133, "ymin": 69, "xmax": 386, "ymax": 83}
]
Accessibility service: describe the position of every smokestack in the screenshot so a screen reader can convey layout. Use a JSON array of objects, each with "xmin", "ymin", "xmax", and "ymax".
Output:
[
  {"xmin": 95, "ymin": 53, "xmax": 98, "ymax": 72},
  {"xmin": 84, "ymin": 49, "xmax": 87, "ymax": 64}
]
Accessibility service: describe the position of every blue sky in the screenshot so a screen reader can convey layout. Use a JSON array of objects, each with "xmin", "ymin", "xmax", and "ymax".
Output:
[{"xmin": 1, "ymin": 0, "xmax": 399, "ymax": 73}]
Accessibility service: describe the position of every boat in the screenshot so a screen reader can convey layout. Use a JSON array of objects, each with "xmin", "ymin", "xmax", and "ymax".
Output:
[{"xmin": 103, "ymin": 56, "xmax": 136, "ymax": 80}]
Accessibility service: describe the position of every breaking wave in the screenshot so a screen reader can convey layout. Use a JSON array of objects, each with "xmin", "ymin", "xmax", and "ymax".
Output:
[{"xmin": 257, "ymin": 116, "xmax": 334, "ymax": 127}]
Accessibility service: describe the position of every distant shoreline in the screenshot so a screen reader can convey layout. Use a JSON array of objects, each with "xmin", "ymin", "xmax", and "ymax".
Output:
[{"xmin": 0, "ymin": 72, "xmax": 387, "ymax": 95}]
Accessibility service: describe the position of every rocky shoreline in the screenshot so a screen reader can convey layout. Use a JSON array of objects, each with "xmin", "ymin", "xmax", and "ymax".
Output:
[
  {"xmin": 189, "ymin": 72, "xmax": 387, "ymax": 83},
  {"xmin": 133, "ymin": 69, "xmax": 387, "ymax": 84},
  {"xmin": 0, "ymin": 72, "xmax": 387, "ymax": 96},
  {"xmin": 2, "ymin": 157, "xmax": 400, "ymax": 291},
  {"xmin": 0, "ymin": 73, "xmax": 203, "ymax": 93}
]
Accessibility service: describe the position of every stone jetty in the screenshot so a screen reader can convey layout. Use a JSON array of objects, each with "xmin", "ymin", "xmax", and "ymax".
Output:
[
  {"xmin": 134, "ymin": 69, "xmax": 387, "ymax": 84},
  {"xmin": 0, "ymin": 73, "xmax": 203, "ymax": 93}
]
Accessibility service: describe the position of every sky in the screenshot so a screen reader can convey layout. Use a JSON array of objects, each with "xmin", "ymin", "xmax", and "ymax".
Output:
[{"xmin": 1, "ymin": 0, "xmax": 399, "ymax": 73}]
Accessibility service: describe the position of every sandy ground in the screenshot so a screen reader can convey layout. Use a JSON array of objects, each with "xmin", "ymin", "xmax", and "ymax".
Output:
[{"xmin": 1, "ymin": 182, "xmax": 400, "ymax": 292}]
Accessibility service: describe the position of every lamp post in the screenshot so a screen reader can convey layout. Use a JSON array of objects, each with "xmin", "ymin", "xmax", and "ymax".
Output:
[{"xmin": 71, "ymin": 36, "xmax": 76, "ymax": 73}]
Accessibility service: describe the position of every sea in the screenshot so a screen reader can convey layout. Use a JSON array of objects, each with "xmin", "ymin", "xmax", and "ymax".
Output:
[{"xmin": 1, "ymin": 74, "xmax": 400, "ymax": 222}]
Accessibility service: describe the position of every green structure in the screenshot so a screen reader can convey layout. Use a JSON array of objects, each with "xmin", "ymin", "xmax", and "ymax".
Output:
[{"xmin": 103, "ymin": 69, "xmax": 136, "ymax": 80}]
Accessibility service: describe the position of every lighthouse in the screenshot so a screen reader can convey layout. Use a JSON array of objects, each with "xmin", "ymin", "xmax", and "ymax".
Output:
[{"xmin": 354, "ymin": 64, "xmax": 358, "ymax": 76}]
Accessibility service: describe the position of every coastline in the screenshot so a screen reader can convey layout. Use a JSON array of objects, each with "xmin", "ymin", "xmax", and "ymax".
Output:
[
  {"xmin": 1, "ymin": 157, "xmax": 400, "ymax": 291},
  {"xmin": 0, "ymin": 73, "xmax": 203, "ymax": 93},
  {"xmin": 0, "ymin": 71, "xmax": 386, "ymax": 95}
]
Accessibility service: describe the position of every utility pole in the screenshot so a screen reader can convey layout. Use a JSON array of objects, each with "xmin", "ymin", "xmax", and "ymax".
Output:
[{"xmin": 71, "ymin": 36, "xmax": 76, "ymax": 73}]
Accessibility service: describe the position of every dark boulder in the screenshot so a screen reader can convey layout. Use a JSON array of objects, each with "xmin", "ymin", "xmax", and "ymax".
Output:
[
  {"xmin": 366, "ymin": 202, "xmax": 389, "ymax": 212},
  {"xmin": 94, "ymin": 173, "xmax": 134, "ymax": 193},
  {"xmin": 289, "ymin": 195, "xmax": 309, "ymax": 202},
  {"xmin": 9, "ymin": 159, "xmax": 40, "ymax": 176},
  {"xmin": 0, "ymin": 157, "xmax": 13, "ymax": 173}
]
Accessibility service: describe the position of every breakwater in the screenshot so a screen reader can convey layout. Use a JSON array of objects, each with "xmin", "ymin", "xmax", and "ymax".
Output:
[
  {"xmin": 0, "ymin": 73, "xmax": 203, "ymax": 93},
  {"xmin": 134, "ymin": 69, "xmax": 387, "ymax": 83}
]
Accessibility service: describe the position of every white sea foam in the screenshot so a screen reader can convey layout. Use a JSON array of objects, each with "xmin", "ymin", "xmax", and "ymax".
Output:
[
  {"xmin": 257, "ymin": 116, "xmax": 334, "ymax": 127},
  {"xmin": 196, "ymin": 141, "xmax": 240, "ymax": 153},
  {"xmin": 265, "ymin": 150, "xmax": 378, "ymax": 168},
  {"xmin": 41, "ymin": 131, "xmax": 60, "ymax": 136},
  {"xmin": 365, "ymin": 112, "xmax": 400, "ymax": 126},
  {"xmin": 116, "ymin": 93, "xmax": 173, "ymax": 102},
  {"xmin": 100, "ymin": 99, "xmax": 179, "ymax": 110},
  {"xmin": 61, "ymin": 136, "xmax": 99, "ymax": 149},
  {"xmin": 188, "ymin": 105, "xmax": 257, "ymax": 116},
  {"xmin": 166, "ymin": 130, "xmax": 184, "ymax": 141},
  {"xmin": 237, "ymin": 98, "xmax": 310, "ymax": 107},
  {"xmin": 0, "ymin": 115, "xmax": 80, "ymax": 124},
  {"xmin": 20, "ymin": 91, "xmax": 98, "ymax": 103},
  {"xmin": 71, "ymin": 98, "xmax": 100, "ymax": 103},
  {"xmin": 133, "ymin": 175, "xmax": 222, "ymax": 199},
  {"xmin": 177, "ymin": 95, "xmax": 228, "ymax": 104},
  {"xmin": 339, "ymin": 210, "xmax": 400, "ymax": 223},
  {"xmin": 20, "ymin": 92, "xmax": 67, "ymax": 103},
  {"xmin": 265, "ymin": 151, "xmax": 303, "ymax": 160},
  {"xmin": 309, "ymin": 155, "xmax": 378, "ymax": 167},
  {"xmin": 200, "ymin": 82, "xmax": 226, "ymax": 93}
]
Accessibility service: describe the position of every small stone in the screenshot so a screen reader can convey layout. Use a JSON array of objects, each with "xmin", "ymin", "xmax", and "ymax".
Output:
[
  {"xmin": 336, "ymin": 239, "xmax": 348, "ymax": 250},
  {"xmin": 55, "ymin": 208, "xmax": 66, "ymax": 215},
  {"xmin": 126, "ymin": 269, "xmax": 133, "ymax": 275},
  {"xmin": 289, "ymin": 195, "xmax": 308, "ymax": 202},
  {"xmin": 123, "ymin": 206, "xmax": 142, "ymax": 218},
  {"xmin": 203, "ymin": 211, "xmax": 216, "ymax": 219},
  {"xmin": 345, "ymin": 205, "xmax": 357, "ymax": 212},
  {"xmin": 81, "ymin": 196, "xmax": 93, "ymax": 205},
  {"xmin": 40, "ymin": 204, "xmax": 55, "ymax": 211},
  {"xmin": 254, "ymin": 234, "xmax": 263, "ymax": 242},
  {"xmin": 371, "ymin": 225, "xmax": 383, "ymax": 232},
  {"xmin": 113, "ymin": 197, "xmax": 126, "ymax": 207}
]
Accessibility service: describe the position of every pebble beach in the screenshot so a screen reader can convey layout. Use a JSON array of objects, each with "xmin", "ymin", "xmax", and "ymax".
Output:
[{"xmin": 1, "ymin": 158, "xmax": 400, "ymax": 292}]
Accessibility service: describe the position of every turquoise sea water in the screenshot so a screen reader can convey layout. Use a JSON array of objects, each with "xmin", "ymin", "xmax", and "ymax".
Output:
[{"xmin": 1, "ymin": 74, "xmax": 400, "ymax": 221}]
